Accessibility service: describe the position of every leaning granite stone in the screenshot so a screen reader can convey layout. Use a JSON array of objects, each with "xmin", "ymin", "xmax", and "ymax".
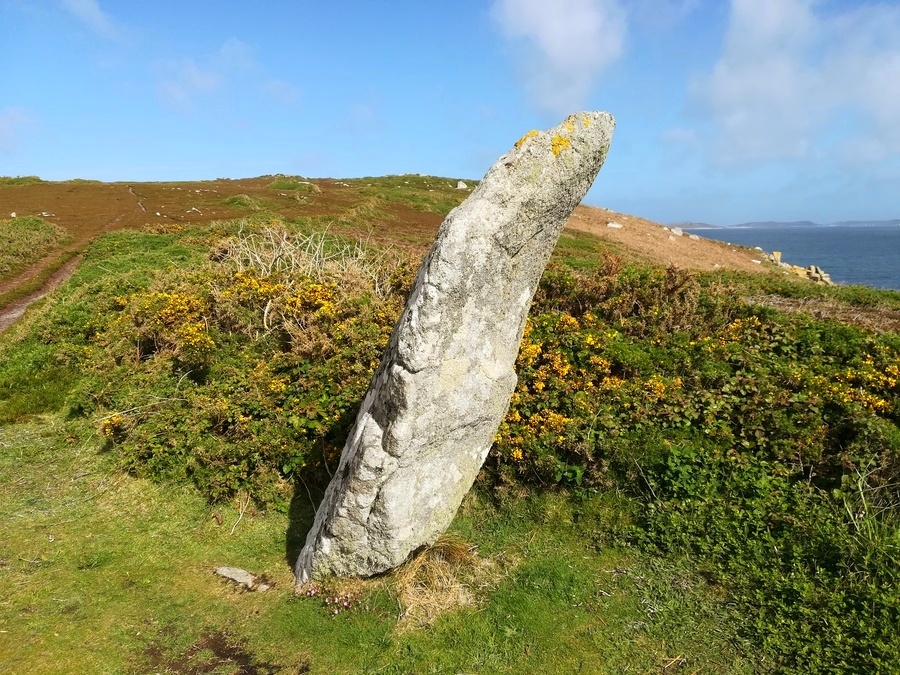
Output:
[{"xmin": 294, "ymin": 111, "xmax": 615, "ymax": 584}]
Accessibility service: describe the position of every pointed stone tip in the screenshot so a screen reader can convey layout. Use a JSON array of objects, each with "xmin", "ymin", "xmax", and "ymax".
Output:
[
  {"xmin": 561, "ymin": 110, "xmax": 616, "ymax": 128},
  {"xmin": 500, "ymin": 111, "xmax": 614, "ymax": 188},
  {"xmin": 513, "ymin": 112, "xmax": 615, "ymax": 153}
]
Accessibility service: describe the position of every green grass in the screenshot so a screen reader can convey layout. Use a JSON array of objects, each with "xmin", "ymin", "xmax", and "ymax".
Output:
[
  {"xmin": 0, "ymin": 340, "xmax": 78, "ymax": 423},
  {"xmin": 0, "ymin": 418, "xmax": 752, "ymax": 674},
  {"xmin": 266, "ymin": 177, "xmax": 316, "ymax": 193},
  {"xmin": 223, "ymin": 194, "xmax": 276, "ymax": 212},
  {"xmin": 0, "ymin": 216, "xmax": 72, "ymax": 281},
  {"xmin": 553, "ymin": 229, "xmax": 624, "ymax": 269},
  {"xmin": 348, "ymin": 175, "xmax": 469, "ymax": 215},
  {"xmin": 705, "ymin": 268, "xmax": 900, "ymax": 311},
  {"xmin": 0, "ymin": 249, "xmax": 80, "ymax": 311},
  {"xmin": 0, "ymin": 419, "xmax": 312, "ymax": 673}
]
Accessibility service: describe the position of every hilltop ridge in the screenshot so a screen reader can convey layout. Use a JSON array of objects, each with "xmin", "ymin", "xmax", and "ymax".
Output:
[{"xmin": 0, "ymin": 174, "xmax": 790, "ymax": 318}]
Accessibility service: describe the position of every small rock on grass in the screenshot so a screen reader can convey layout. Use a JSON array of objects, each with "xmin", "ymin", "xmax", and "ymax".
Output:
[{"xmin": 214, "ymin": 566, "xmax": 271, "ymax": 592}]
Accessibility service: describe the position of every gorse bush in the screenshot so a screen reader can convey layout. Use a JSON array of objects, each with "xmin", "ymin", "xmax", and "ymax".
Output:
[
  {"xmin": 494, "ymin": 262, "xmax": 900, "ymax": 672},
  {"xmin": 56, "ymin": 220, "xmax": 415, "ymax": 503}
]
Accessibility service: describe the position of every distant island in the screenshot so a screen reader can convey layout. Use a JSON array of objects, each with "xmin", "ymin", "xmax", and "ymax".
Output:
[{"xmin": 675, "ymin": 219, "xmax": 900, "ymax": 230}]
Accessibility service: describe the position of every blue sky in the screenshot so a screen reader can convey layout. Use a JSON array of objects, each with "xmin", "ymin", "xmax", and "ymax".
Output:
[{"xmin": 2, "ymin": 0, "xmax": 899, "ymax": 225}]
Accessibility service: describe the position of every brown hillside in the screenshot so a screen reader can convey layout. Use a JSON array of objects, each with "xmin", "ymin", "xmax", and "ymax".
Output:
[
  {"xmin": 0, "ymin": 176, "xmax": 779, "ymax": 277},
  {"xmin": 0, "ymin": 176, "xmax": 787, "ymax": 331},
  {"xmin": 568, "ymin": 205, "xmax": 774, "ymax": 274}
]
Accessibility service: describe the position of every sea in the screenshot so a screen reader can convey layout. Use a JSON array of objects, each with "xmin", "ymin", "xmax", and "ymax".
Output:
[{"xmin": 684, "ymin": 224, "xmax": 900, "ymax": 291}]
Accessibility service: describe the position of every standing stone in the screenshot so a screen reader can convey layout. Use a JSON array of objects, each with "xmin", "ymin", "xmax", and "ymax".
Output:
[{"xmin": 294, "ymin": 111, "xmax": 615, "ymax": 585}]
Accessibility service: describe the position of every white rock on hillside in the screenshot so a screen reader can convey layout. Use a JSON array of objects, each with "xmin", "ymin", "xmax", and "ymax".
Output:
[{"xmin": 294, "ymin": 111, "xmax": 616, "ymax": 584}]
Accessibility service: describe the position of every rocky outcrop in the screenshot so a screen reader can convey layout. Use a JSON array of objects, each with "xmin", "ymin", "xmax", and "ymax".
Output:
[
  {"xmin": 294, "ymin": 112, "xmax": 615, "ymax": 585},
  {"xmin": 764, "ymin": 251, "xmax": 835, "ymax": 285}
]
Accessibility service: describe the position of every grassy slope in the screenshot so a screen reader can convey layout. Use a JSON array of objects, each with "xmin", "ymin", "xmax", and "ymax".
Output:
[
  {"xmin": 0, "ymin": 216, "xmax": 72, "ymax": 281},
  {"xmin": 0, "ymin": 418, "xmax": 751, "ymax": 674},
  {"xmin": 1, "ymin": 176, "xmax": 898, "ymax": 673}
]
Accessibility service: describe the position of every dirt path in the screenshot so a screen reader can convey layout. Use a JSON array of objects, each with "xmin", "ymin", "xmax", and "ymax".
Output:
[
  {"xmin": 0, "ymin": 246, "xmax": 74, "ymax": 298},
  {"xmin": 0, "ymin": 254, "xmax": 82, "ymax": 334},
  {"xmin": 0, "ymin": 210, "xmax": 130, "ymax": 333}
]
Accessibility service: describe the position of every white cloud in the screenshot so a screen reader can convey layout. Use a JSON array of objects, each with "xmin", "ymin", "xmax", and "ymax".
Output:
[
  {"xmin": 157, "ymin": 60, "xmax": 224, "ymax": 112},
  {"xmin": 492, "ymin": 0, "xmax": 626, "ymax": 115},
  {"xmin": 156, "ymin": 39, "xmax": 302, "ymax": 113},
  {"xmin": 60, "ymin": 0, "xmax": 117, "ymax": 39},
  {"xmin": 694, "ymin": 0, "xmax": 900, "ymax": 165},
  {"xmin": 0, "ymin": 108, "xmax": 31, "ymax": 155}
]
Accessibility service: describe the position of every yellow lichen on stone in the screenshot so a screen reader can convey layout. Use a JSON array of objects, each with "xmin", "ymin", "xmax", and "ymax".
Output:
[
  {"xmin": 583, "ymin": 116, "xmax": 591, "ymax": 127},
  {"xmin": 563, "ymin": 119, "xmax": 576, "ymax": 133},
  {"xmin": 515, "ymin": 130, "xmax": 540, "ymax": 148},
  {"xmin": 551, "ymin": 134, "xmax": 571, "ymax": 156}
]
